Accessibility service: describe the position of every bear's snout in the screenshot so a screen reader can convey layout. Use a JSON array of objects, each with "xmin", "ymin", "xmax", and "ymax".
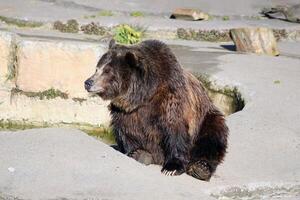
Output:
[{"xmin": 84, "ymin": 79, "xmax": 94, "ymax": 91}]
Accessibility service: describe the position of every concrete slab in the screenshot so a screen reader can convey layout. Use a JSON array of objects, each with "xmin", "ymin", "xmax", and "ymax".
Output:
[
  {"xmin": 0, "ymin": 128, "xmax": 214, "ymax": 200},
  {"xmin": 0, "ymin": 0, "xmax": 299, "ymax": 17},
  {"xmin": 174, "ymin": 41, "xmax": 300, "ymax": 189},
  {"xmin": 0, "ymin": 38, "xmax": 300, "ymax": 199},
  {"xmin": 0, "ymin": 0, "xmax": 300, "ymax": 39}
]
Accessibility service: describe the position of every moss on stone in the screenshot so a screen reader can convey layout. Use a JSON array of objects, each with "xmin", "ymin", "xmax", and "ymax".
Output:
[
  {"xmin": 0, "ymin": 119, "xmax": 47, "ymax": 130},
  {"xmin": 72, "ymin": 97, "xmax": 87, "ymax": 104},
  {"xmin": 11, "ymin": 88, "xmax": 69, "ymax": 100},
  {"xmin": 6, "ymin": 38, "xmax": 18, "ymax": 81},
  {"xmin": 177, "ymin": 28, "xmax": 231, "ymax": 42},
  {"xmin": 0, "ymin": 119, "xmax": 116, "ymax": 144},
  {"xmin": 53, "ymin": 19, "xmax": 79, "ymax": 33},
  {"xmin": 196, "ymin": 74, "xmax": 245, "ymax": 113},
  {"xmin": 0, "ymin": 16, "xmax": 43, "ymax": 28},
  {"xmin": 84, "ymin": 126, "xmax": 115, "ymax": 144}
]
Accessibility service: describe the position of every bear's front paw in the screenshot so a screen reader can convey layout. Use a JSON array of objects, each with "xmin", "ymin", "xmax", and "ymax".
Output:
[{"xmin": 161, "ymin": 158, "xmax": 185, "ymax": 176}]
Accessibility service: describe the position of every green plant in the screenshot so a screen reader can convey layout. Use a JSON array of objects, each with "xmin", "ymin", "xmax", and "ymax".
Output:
[
  {"xmin": 113, "ymin": 24, "xmax": 142, "ymax": 44},
  {"xmin": 98, "ymin": 10, "xmax": 114, "ymax": 16},
  {"xmin": 273, "ymin": 80, "xmax": 281, "ymax": 84},
  {"xmin": 130, "ymin": 11, "xmax": 144, "ymax": 17},
  {"xmin": 222, "ymin": 16, "xmax": 230, "ymax": 21}
]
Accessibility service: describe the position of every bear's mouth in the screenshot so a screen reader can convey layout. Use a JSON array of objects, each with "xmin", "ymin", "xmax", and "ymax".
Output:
[
  {"xmin": 92, "ymin": 90, "xmax": 109, "ymax": 99},
  {"xmin": 86, "ymin": 87, "xmax": 105, "ymax": 94}
]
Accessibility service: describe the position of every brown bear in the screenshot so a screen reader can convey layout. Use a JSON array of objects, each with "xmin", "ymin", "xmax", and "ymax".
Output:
[{"xmin": 84, "ymin": 39, "xmax": 228, "ymax": 181}]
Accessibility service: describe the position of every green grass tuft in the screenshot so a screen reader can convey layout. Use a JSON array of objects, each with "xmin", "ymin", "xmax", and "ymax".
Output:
[
  {"xmin": 222, "ymin": 16, "xmax": 230, "ymax": 21},
  {"xmin": 273, "ymin": 80, "xmax": 281, "ymax": 84},
  {"xmin": 113, "ymin": 24, "xmax": 142, "ymax": 44},
  {"xmin": 130, "ymin": 11, "xmax": 144, "ymax": 17}
]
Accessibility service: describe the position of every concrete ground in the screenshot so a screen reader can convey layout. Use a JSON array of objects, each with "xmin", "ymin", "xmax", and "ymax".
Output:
[
  {"xmin": 0, "ymin": 0, "xmax": 299, "ymax": 17},
  {"xmin": 1, "ymin": 39, "xmax": 300, "ymax": 199},
  {"xmin": 0, "ymin": 0, "xmax": 300, "ymax": 32}
]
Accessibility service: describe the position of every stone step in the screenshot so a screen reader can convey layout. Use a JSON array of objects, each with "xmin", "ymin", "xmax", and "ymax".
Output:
[{"xmin": 0, "ymin": 90, "xmax": 110, "ymax": 127}]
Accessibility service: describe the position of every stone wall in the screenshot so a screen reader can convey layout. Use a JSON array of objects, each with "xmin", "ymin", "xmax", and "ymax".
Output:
[{"xmin": 0, "ymin": 30, "xmax": 111, "ymax": 127}]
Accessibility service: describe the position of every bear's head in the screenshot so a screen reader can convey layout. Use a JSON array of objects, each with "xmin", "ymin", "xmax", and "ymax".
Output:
[
  {"xmin": 84, "ymin": 39, "xmax": 144, "ymax": 102},
  {"xmin": 85, "ymin": 39, "xmax": 182, "ymax": 112}
]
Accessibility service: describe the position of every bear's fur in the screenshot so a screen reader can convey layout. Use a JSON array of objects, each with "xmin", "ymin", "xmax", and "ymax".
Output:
[{"xmin": 84, "ymin": 39, "xmax": 228, "ymax": 180}]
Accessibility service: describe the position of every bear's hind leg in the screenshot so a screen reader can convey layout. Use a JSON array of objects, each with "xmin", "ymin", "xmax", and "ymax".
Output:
[
  {"xmin": 187, "ymin": 110, "xmax": 228, "ymax": 181},
  {"xmin": 128, "ymin": 149, "xmax": 154, "ymax": 165}
]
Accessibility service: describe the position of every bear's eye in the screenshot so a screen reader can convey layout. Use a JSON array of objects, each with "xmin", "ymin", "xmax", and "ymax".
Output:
[{"xmin": 103, "ymin": 68, "xmax": 110, "ymax": 74}]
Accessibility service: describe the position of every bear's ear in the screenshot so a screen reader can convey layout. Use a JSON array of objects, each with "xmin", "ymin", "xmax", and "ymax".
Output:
[
  {"xmin": 125, "ymin": 51, "xmax": 140, "ymax": 69},
  {"xmin": 109, "ymin": 39, "xmax": 116, "ymax": 49}
]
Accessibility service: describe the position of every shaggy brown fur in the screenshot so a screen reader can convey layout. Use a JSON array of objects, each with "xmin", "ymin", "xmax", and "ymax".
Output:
[{"xmin": 85, "ymin": 39, "xmax": 228, "ymax": 181}]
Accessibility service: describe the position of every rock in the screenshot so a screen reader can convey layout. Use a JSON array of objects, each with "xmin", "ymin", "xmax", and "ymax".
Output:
[
  {"xmin": 16, "ymin": 39, "xmax": 105, "ymax": 98},
  {"xmin": 230, "ymin": 27, "xmax": 279, "ymax": 56},
  {"xmin": 170, "ymin": 8, "xmax": 209, "ymax": 21},
  {"xmin": 261, "ymin": 4, "xmax": 300, "ymax": 23}
]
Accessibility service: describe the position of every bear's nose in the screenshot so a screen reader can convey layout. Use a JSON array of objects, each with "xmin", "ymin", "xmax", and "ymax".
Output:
[{"xmin": 84, "ymin": 79, "xmax": 94, "ymax": 91}]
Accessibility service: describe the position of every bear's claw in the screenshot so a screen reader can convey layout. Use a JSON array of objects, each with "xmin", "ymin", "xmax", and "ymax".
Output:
[
  {"xmin": 161, "ymin": 159, "xmax": 185, "ymax": 176},
  {"xmin": 162, "ymin": 169, "xmax": 180, "ymax": 176}
]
